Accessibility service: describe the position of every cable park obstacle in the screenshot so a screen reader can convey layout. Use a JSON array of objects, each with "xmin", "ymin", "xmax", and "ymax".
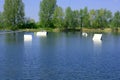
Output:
[
  {"xmin": 93, "ymin": 34, "xmax": 102, "ymax": 41},
  {"xmin": 35, "ymin": 31, "xmax": 47, "ymax": 37},
  {"xmin": 24, "ymin": 35, "xmax": 32, "ymax": 42}
]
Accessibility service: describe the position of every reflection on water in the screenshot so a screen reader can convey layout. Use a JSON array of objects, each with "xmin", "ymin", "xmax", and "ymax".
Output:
[
  {"xmin": 93, "ymin": 40, "xmax": 102, "ymax": 46},
  {"xmin": 24, "ymin": 33, "xmax": 33, "ymax": 49},
  {"xmin": 0, "ymin": 32, "xmax": 24, "ymax": 79},
  {"xmin": 93, "ymin": 39, "xmax": 102, "ymax": 49},
  {"xmin": 3, "ymin": 46, "xmax": 24, "ymax": 79},
  {"xmin": 24, "ymin": 39, "xmax": 32, "ymax": 47},
  {"xmin": 24, "ymin": 35, "xmax": 32, "ymax": 42},
  {"xmin": 5, "ymin": 32, "xmax": 24, "ymax": 44},
  {"xmin": 93, "ymin": 40, "xmax": 102, "ymax": 54},
  {"xmin": 0, "ymin": 32, "xmax": 120, "ymax": 79}
]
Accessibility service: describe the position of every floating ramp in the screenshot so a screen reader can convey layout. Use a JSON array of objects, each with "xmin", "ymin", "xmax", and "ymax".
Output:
[
  {"xmin": 93, "ymin": 34, "xmax": 102, "ymax": 45},
  {"xmin": 82, "ymin": 32, "xmax": 88, "ymax": 37},
  {"xmin": 93, "ymin": 34, "xmax": 102, "ymax": 41},
  {"xmin": 36, "ymin": 31, "xmax": 47, "ymax": 36},
  {"xmin": 24, "ymin": 35, "xmax": 32, "ymax": 41}
]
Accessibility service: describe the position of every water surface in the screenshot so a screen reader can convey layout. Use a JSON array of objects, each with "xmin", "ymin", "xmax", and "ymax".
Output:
[{"xmin": 0, "ymin": 32, "xmax": 120, "ymax": 80}]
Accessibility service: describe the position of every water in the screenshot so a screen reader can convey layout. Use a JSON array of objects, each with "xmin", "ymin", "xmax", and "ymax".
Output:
[{"xmin": 0, "ymin": 32, "xmax": 120, "ymax": 80}]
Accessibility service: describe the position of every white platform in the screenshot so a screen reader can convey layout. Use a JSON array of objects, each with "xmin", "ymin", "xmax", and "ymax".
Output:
[
  {"xmin": 82, "ymin": 32, "xmax": 88, "ymax": 37},
  {"xmin": 36, "ymin": 31, "xmax": 47, "ymax": 36},
  {"xmin": 24, "ymin": 35, "xmax": 32, "ymax": 41},
  {"xmin": 93, "ymin": 39, "xmax": 102, "ymax": 45},
  {"xmin": 93, "ymin": 34, "xmax": 102, "ymax": 41}
]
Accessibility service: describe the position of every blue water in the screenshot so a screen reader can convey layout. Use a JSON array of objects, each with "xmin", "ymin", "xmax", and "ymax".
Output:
[{"xmin": 0, "ymin": 32, "xmax": 120, "ymax": 80}]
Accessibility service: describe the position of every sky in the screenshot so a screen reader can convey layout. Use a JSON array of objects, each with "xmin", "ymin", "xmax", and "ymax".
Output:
[{"xmin": 0, "ymin": 0, "xmax": 120, "ymax": 22}]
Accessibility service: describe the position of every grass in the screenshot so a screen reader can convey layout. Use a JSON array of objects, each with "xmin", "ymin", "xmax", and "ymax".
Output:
[
  {"xmin": 19, "ymin": 28, "xmax": 61, "ymax": 32},
  {"xmin": 1, "ymin": 27, "xmax": 120, "ymax": 33},
  {"xmin": 82, "ymin": 28, "xmax": 112, "ymax": 33}
]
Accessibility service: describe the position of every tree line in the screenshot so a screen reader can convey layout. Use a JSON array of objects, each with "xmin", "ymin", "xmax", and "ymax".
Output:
[{"xmin": 0, "ymin": 0, "xmax": 120, "ymax": 31}]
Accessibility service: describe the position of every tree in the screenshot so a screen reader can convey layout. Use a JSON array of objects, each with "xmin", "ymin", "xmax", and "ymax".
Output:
[
  {"xmin": 53, "ymin": 6, "xmax": 64, "ymax": 28},
  {"xmin": 112, "ymin": 11, "xmax": 120, "ymax": 28},
  {"xmin": 72, "ymin": 10, "xmax": 80, "ymax": 29},
  {"xmin": 100, "ymin": 9, "xmax": 112, "ymax": 28},
  {"xmin": 102, "ymin": 9, "xmax": 112, "ymax": 28},
  {"xmin": 92, "ymin": 9, "xmax": 112, "ymax": 29},
  {"xmin": 79, "ymin": 9, "xmax": 83, "ymax": 28},
  {"xmin": 0, "ymin": 12, "xmax": 5, "ymax": 29},
  {"xmin": 64, "ymin": 7, "xmax": 73, "ymax": 29},
  {"xmin": 39, "ymin": 0, "xmax": 57, "ymax": 28},
  {"xmin": 82, "ymin": 7, "xmax": 90, "ymax": 28},
  {"xmin": 89, "ymin": 9, "xmax": 96, "ymax": 28},
  {"xmin": 92, "ymin": 9, "xmax": 104, "ymax": 28},
  {"xmin": 0, "ymin": 12, "xmax": 3, "ymax": 28},
  {"xmin": 97, "ymin": 9, "xmax": 104, "ymax": 28},
  {"xmin": 23, "ymin": 18, "xmax": 36, "ymax": 29},
  {"xmin": 4, "ymin": 0, "xmax": 24, "ymax": 30}
]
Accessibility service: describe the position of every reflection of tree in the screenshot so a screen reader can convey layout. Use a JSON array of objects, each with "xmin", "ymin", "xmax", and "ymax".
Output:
[
  {"xmin": 5, "ymin": 32, "xmax": 24, "ymax": 44},
  {"xmin": 93, "ymin": 40, "xmax": 102, "ymax": 54},
  {"xmin": 4, "ymin": 39, "xmax": 24, "ymax": 79},
  {"xmin": 38, "ymin": 33, "xmax": 62, "ymax": 79},
  {"xmin": 5, "ymin": 33, "xmax": 16, "ymax": 43},
  {"xmin": 112, "ymin": 31, "xmax": 120, "ymax": 36},
  {"xmin": 3, "ymin": 32, "xmax": 25, "ymax": 79},
  {"xmin": 39, "ymin": 33, "xmax": 58, "ymax": 50},
  {"xmin": 112, "ymin": 32, "xmax": 120, "ymax": 49}
]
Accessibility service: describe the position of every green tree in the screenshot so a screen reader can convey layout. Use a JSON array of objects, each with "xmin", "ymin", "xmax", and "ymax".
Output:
[
  {"xmin": 102, "ymin": 9, "xmax": 112, "ymax": 28},
  {"xmin": 89, "ymin": 9, "xmax": 96, "ymax": 28},
  {"xmin": 91, "ymin": 9, "xmax": 105, "ymax": 28},
  {"xmin": 112, "ymin": 11, "xmax": 120, "ymax": 28},
  {"xmin": 53, "ymin": 6, "xmax": 64, "ymax": 28},
  {"xmin": 0, "ymin": 12, "xmax": 3, "ymax": 28},
  {"xmin": 22, "ymin": 18, "xmax": 36, "ymax": 29},
  {"xmin": 39, "ymin": 0, "xmax": 57, "ymax": 28},
  {"xmin": 64, "ymin": 8, "xmax": 80, "ymax": 30},
  {"xmin": 4, "ymin": 0, "xmax": 24, "ymax": 30},
  {"xmin": 82, "ymin": 7, "xmax": 90, "ymax": 28},
  {"xmin": 93, "ymin": 9, "xmax": 112, "ymax": 28},
  {"xmin": 72, "ymin": 10, "xmax": 80, "ymax": 29},
  {"xmin": 0, "ymin": 12, "xmax": 5, "ymax": 29},
  {"xmin": 98, "ymin": 9, "xmax": 104, "ymax": 28},
  {"xmin": 64, "ymin": 7, "xmax": 73, "ymax": 29},
  {"xmin": 79, "ymin": 9, "xmax": 83, "ymax": 28}
]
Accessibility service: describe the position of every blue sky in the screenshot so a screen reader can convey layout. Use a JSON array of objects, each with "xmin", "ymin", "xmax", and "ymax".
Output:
[{"xmin": 0, "ymin": 0, "xmax": 120, "ymax": 22}]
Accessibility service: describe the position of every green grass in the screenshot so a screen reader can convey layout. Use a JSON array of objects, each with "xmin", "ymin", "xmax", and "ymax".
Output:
[{"xmin": 1, "ymin": 27, "xmax": 120, "ymax": 33}]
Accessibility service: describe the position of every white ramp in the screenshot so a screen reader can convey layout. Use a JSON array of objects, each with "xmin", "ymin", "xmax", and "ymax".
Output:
[
  {"xmin": 82, "ymin": 32, "xmax": 88, "ymax": 37},
  {"xmin": 93, "ymin": 34, "xmax": 102, "ymax": 41},
  {"xmin": 24, "ymin": 35, "xmax": 32, "ymax": 41},
  {"xmin": 36, "ymin": 31, "xmax": 47, "ymax": 36}
]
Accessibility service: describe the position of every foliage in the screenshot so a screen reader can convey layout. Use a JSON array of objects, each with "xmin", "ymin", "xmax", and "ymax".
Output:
[
  {"xmin": 64, "ymin": 7, "xmax": 73, "ymax": 29},
  {"xmin": 72, "ymin": 10, "xmax": 80, "ymax": 29},
  {"xmin": 53, "ymin": 6, "xmax": 64, "ymax": 28},
  {"xmin": 0, "ymin": 12, "xmax": 4, "ymax": 28},
  {"xmin": 89, "ymin": 9, "xmax": 96, "ymax": 28},
  {"xmin": 21, "ymin": 18, "xmax": 37, "ymax": 29},
  {"xmin": 112, "ymin": 11, "xmax": 120, "ymax": 28},
  {"xmin": 4, "ymin": 0, "xmax": 24, "ymax": 30},
  {"xmin": 82, "ymin": 7, "xmax": 90, "ymax": 28},
  {"xmin": 39, "ymin": 0, "xmax": 57, "ymax": 28},
  {"xmin": 0, "ymin": 0, "xmax": 120, "ymax": 31}
]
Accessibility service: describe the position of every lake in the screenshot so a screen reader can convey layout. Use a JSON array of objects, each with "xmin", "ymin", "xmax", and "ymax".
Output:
[{"xmin": 0, "ymin": 32, "xmax": 120, "ymax": 80}]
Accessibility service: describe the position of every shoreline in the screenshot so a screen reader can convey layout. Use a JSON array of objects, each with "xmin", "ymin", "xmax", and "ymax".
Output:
[
  {"xmin": 19, "ymin": 28, "xmax": 120, "ymax": 33},
  {"xmin": 1, "ymin": 28, "xmax": 120, "ymax": 33}
]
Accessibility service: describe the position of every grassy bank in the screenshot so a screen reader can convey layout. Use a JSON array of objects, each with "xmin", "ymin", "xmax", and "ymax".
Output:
[
  {"xmin": 82, "ymin": 28, "xmax": 111, "ymax": 33},
  {"xmin": 2, "ymin": 27, "xmax": 120, "ymax": 33},
  {"xmin": 19, "ymin": 28, "xmax": 60, "ymax": 32}
]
